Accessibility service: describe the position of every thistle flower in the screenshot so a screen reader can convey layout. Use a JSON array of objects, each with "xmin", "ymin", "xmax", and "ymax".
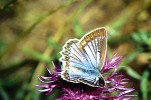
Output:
[{"xmin": 36, "ymin": 54, "xmax": 135, "ymax": 100}]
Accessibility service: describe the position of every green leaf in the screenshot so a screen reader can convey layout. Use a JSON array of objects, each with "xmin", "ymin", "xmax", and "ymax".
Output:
[
  {"xmin": 15, "ymin": 83, "xmax": 28, "ymax": 100},
  {"xmin": 121, "ymin": 51, "xmax": 140, "ymax": 65},
  {"xmin": 110, "ymin": 16, "xmax": 128, "ymax": 30},
  {"xmin": 140, "ymin": 32, "xmax": 148, "ymax": 43},
  {"xmin": 0, "ymin": 40, "xmax": 7, "ymax": 56},
  {"xmin": 0, "ymin": 87, "xmax": 9, "ymax": 100},
  {"xmin": 48, "ymin": 37, "xmax": 59, "ymax": 49},
  {"xmin": 132, "ymin": 31, "xmax": 151, "ymax": 46},
  {"xmin": 106, "ymin": 15, "xmax": 128, "ymax": 37},
  {"xmin": 73, "ymin": 19, "xmax": 84, "ymax": 37},
  {"xmin": 132, "ymin": 33, "xmax": 141, "ymax": 43},
  {"xmin": 46, "ymin": 89, "xmax": 59, "ymax": 100},
  {"xmin": 33, "ymin": 92, "xmax": 41, "ymax": 100},
  {"xmin": 23, "ymin": 48, "xmax": 50, "ymax": 63},
  {"xmin": 147, "ymin": 36, "xmax": 151, "ymax": 46},
  {"xmin": 141, "ymin": 70, "xmax": 149, "ymax": 100},
  {"xmin": 125, "ymin": 66, "xmax": 141, "ymax": 80}
]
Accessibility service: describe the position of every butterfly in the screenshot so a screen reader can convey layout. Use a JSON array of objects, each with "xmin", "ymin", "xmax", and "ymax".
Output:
[{"xmin": 60, "ymin": 27, "xmax": 107, "ymax": 87}]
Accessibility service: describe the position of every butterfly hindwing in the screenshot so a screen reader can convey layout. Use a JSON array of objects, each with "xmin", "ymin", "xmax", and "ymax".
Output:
[{"xmin": 62, "ymin": 67, "xmax": 104, "ymax": 87}]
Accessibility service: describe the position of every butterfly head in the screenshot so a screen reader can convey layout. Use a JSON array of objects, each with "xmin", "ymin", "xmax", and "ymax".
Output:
[{"xmin": 97, "ymin": 76, "xmax": 105, "ymax": 87}]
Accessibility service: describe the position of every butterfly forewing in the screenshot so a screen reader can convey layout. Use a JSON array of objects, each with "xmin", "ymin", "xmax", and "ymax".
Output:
[
  {"xmin": 79, "ymin": 28, "xmax": 107, "ymax": 70},
  {"xmin": 60, "ymin": 27, "xmax": 107, "ymax": 87}
]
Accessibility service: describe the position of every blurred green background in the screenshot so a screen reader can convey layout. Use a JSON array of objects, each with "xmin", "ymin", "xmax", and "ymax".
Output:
[{"xmin": 0, "ymin": 0, "xmax": 150, "ymax": 100}]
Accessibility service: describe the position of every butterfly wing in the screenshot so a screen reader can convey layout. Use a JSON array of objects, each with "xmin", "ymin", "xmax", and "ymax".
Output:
[
  {"xmin": 61, "ymin": 69, "xmax": 105, "ymax": 87},
  {"xmin": 60, "ymin": 27, "xmax": 107, "ymax": 87},
  {"xmin": 60, "ymin": 39, "xmax": 93, "ymax": 82},
  {"xmin": 60, "ymin": 39, "xmax": 91, "ymax": 71},
  {"xmin": 79, "ymin": 27, "xmax": 107, "ymax": 70}
]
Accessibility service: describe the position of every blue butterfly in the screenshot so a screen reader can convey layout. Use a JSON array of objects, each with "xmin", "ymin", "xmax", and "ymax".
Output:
[{"xmin": 60, "ymin": 27, "xmax": 107, "ymax": 87}]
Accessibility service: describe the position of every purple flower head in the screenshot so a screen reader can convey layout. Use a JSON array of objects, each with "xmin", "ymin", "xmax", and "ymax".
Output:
[{"xmin": 36, "ymin": 54, "xmax": 135, "ymax": 99}]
